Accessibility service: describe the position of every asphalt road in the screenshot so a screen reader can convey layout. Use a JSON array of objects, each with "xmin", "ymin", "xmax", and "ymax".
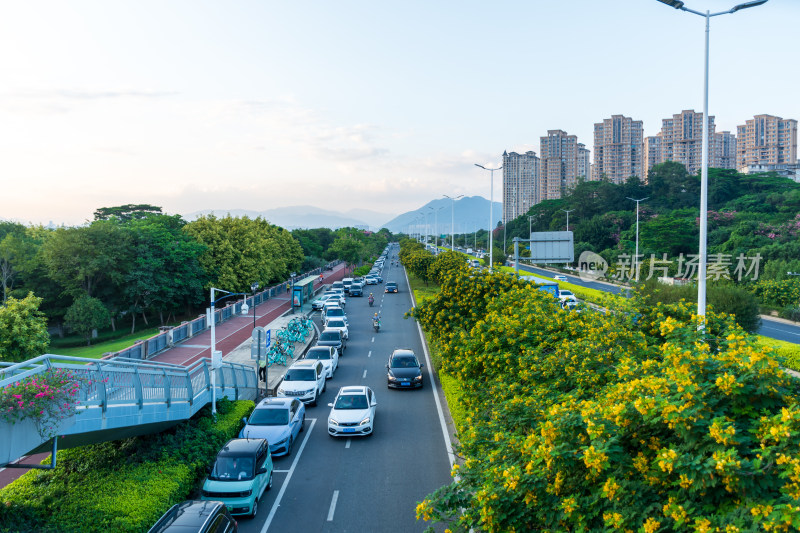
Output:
[
  {"xmin": 240, "ymin": 252, "xmax": 453, "ymax": 533},
  {"xmin": 515, "ymin": 263, "xmax": 800, "ymax": 344}
]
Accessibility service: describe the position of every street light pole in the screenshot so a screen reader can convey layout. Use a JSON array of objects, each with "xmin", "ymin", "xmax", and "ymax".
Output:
[
  {"xmin": 656, "ymin": 0, "xmax": 769, "ymax": 325},
  {"xmin": 475, "ymin": 163, "xmax": 502, "ymax": 272},
  {"xmin": 626, "ymin": 197, "xmax": 649, "ymax": 281},
  {"xmin": 209, "ymin": 287, "xmax": 232, "ymax": 416},
  {"xmin": 443, "ymin": 194, "xmax": 463, "ymax": 251},
  {"xmin": 560, "ymin": 209, "xmax": 574, "ymax": 231},
  {"xmin": 250, "ymin": 282, "xmax": 259, "ymax": 331}
]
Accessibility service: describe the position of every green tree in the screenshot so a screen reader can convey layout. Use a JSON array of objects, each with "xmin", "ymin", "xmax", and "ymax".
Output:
[
  {"xmin": 326, "ymin": 236, "xmax": 365, "ymax": 273},
  {"xmin": 0, "ymin": 292, "xmax": 50, "ymax": 362},
  {"xmin": 93, "ymin": 204, "xmax": 163, "ymax": 222},
  {"xmin": 0, "ymin": 224, "xmax": 38, "ymax": 302},
  {"xmin": 125, "ymin": 215, "xmax": 207, "ymax": 332},
  {"xmin": 64, "ymin": 296, "xmax": 111, "ymax": 346},
  {"xmin": 184, "ymin": 215, "xmax": 303, "ymax": 291}
]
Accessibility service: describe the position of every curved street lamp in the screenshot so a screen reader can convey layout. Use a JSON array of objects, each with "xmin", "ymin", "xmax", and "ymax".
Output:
[
  {"xmin": 655, "ymin": 0, "xmax": 769, "ymax": 327},
  {"xmin": 475, "ymin": 163, "xmax": 502, "ymax": 271}
]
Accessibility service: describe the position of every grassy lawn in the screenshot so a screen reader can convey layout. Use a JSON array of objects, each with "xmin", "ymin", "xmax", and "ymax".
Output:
[{"xmin": 49, "ymin": 328, "xmax": 164, "ymax": 360}]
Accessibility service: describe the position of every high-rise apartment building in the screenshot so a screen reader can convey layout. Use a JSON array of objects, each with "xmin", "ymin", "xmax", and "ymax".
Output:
[
  {"xmin": 591, "ymin": 115, "xmax": 644, "ymax": 183},
  {"xmin": 539, "ymin": 130, "xmax": 587, "ymax": 201},
  {"xmin": 502, "ymin": 150, "xmax": 540, "ymax": 223},
  {"xmin": 643, "ymin": 135, "xmax": 661, "ymax": 181},
  {"xmin": 712, "ymin": 131, "xmax": 737, "ymax": 169},
  {"xmin": 736, "ymin": 114, "xmax": 798, "ymax": 172},
  {"xmin": 644, "ymin": 110, "xmax": 717, "ymax": 176}
]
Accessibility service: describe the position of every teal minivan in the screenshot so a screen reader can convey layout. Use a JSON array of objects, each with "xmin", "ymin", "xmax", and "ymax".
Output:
[{"xmin": 201, "ymin": 438, "xmax": 273, "ymax": 518}]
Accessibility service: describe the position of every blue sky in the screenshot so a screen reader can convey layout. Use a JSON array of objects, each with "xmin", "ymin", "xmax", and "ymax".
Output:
[{"xmin": 1, "ymin": 0, "xmax": 797, "ymax": 226}]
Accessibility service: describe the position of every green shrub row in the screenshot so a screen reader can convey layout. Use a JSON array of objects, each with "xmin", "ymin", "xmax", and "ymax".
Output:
[
  {"xmin": 0, "ymin": 397, "xmax": 254, "ymax": 533},
  {"xmin": 748, "ymin": 278, "xmax": 800, "ymax": 308},
  {"xmin": 406, "ymin": 245, "xmax": 800, "ymax": 532}
]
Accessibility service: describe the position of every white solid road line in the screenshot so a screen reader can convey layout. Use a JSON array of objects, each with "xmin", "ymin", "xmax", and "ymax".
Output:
[
  {"xmin": 404, "ymin": 266, "xmax": 457, "ymax": 470},
  {"xmin": 327, "ymin": 490, "xmax": 340, "ymax": 521},
  {"xmin": 261, "ymin": 418, "xmax": 317, "ymax": 533},
  {"xmin": 362, "ymin": 369, "xmax": 367, "ymax": 379}
]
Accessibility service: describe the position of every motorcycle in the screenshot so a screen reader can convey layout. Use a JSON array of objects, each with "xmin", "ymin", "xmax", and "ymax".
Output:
[
  {"xmin": 373, "ymin": 319, "xmax": 381, "ymax": 333},
  {"xmin": 368, "ymin": 296, "xmax": 374, "ymax": 307}
]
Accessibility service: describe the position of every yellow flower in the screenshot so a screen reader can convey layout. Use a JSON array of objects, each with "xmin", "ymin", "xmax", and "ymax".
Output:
[{"xmin": 643, "ymin": 517, "xmax": 660, "ymax": 533}]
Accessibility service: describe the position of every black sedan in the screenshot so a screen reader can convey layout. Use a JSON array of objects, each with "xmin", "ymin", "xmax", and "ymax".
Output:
[
  {"xmin": 385, "ymin": 282, "xmax": 398, "ymax": 293},
  {"xmin": 386, "ymin": 349, "xmax": 423, "ymax": 389}
]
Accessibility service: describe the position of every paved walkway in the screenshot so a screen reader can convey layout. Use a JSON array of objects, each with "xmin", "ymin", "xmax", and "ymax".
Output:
[{"xmin": 0, "ymin": 264, "xmax": 348, "ymax": 490}]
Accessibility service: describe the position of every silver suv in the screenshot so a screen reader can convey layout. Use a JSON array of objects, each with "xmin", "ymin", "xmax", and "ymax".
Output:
[{"xmin": 277, "ymin": 360, "xmax": 326, "ymax": 406}]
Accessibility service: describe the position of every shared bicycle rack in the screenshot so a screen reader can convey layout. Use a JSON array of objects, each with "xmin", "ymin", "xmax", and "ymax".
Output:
[{"xmin": 265, "ymin": 316, "xmax": 315, "ymax": 367}]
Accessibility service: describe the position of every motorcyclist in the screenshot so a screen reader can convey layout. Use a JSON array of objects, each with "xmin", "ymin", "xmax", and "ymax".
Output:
[
  {"xmin": 372, "ymin": 312, "xmax": 381, "ymax": 327},
  {"xmin": 368, "ymin": 293, "xmax": 374, "ymax": 306}
]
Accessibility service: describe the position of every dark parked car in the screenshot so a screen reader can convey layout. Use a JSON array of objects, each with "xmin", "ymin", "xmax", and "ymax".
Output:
[
  {"xmin": 386, "ymin": 349, "xmax": 424, "ymax": 389},
  {"xmin": 148, "ymin": 500, "xmax": 237, "ymax": 533},
  {"xmin": 385, "ymin": 282, "xmax": 398, "ymax": 293},
  {"xmin": 317, "ymin": 329, "xmax": 346, "ymax": 354}
]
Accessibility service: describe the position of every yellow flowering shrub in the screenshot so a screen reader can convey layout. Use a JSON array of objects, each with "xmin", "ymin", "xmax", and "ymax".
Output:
[{"xmin": 410, "ymin": 263, "xmax": 800, "ymax": 533}]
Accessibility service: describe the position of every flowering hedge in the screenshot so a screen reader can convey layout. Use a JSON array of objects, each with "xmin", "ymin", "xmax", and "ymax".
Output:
[
  {"xmin": 748, "ymin": 279, "xmax": 800, "ymax": 308},
  {"xmin": 412, "ymin": 267, "xmax": 800, "ymax": 532},
  {"xmin": 1, "ymin": 368, "xmax": 87, "ymax": 439},
  {"xmin": 0, "ymin": 397, "xmax": 254, "ymax": 533}
]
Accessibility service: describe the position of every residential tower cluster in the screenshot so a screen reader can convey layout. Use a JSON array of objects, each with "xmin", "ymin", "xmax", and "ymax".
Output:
[{"xmin": 502, "ymin": 111, "xmax": 798, "ymax": 223}]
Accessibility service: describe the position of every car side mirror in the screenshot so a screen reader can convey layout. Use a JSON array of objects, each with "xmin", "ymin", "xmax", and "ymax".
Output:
[
  {"xmin": 419, "ymin": 363, "xmax": 424, "ymax": 368},
  {"xmin": 256, "ymin": 467, "xmax": 267, "ymax": 475},
  {"xmin": 241, "ymin": 417, "xmax": 248, "ymax": 426},
  {"xmin": 206, "ymin": 465, "xmax": 212, "ymax": 474},
  {"xmin": 327, "ymin": 403, "xmax": 334, "ymax": 407},
  {"xmin": 371, "ymin": 401, "xmax": 377, "ymax": 407}
]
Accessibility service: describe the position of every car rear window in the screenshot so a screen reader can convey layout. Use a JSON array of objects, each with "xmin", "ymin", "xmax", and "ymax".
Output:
[
  {"xmin": 328, "ymin": 320, "xmax": 345, "ymax": 328},
  {"xmin": 320, "ymin": 331, "xmax": 340, "ymax": 342},
  {"xmin": 249, "ymin": 408, "xmax": 289, "ymax": 426},
  {"xmin": 307, "ymin": 348, "xmax": 331, "ymax": 360}
]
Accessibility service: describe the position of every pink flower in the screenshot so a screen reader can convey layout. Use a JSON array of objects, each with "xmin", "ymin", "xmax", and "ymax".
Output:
[{"xmin": 12, "ymin": 395, "xmax": 21, "ymax": 399}]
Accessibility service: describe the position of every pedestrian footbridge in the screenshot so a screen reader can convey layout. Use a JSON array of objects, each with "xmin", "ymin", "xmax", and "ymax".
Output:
[{"xmin": 0, "ymin": 355, "xmax": 257, "ymax": 468}]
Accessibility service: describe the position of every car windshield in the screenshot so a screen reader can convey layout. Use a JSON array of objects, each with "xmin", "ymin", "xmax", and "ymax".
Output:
[
  {"xmin": 328, "ymin": 320, "xmax": 345, "ymax": 328},
  {"xmin": 334, "ymin": 395, "xmax": 368, "ymax": 410},
  {"xmin": 391, "ymin": 356, "xmax": 418, "ymax": 368},
  {"xmin": 248, "ymin": 408, "xmax": 289, "ymax": 426},
  {"xmin": 209, "ymin": 455, "xmax": 254, "ymax": 481},
  {"xmin": 307, "ymin": 348, "xmax": 331, "ymax": 360},
  {"xmin": 327, "ymin": 309, "xmax": 344, "ymax": 316},
  {"xmin": 284, "ymin": 369, "xmax": 315, "ymax": 381},
  {"xmin": 320, "ymin": 331, "xmax": 340, "ymax": 342}
]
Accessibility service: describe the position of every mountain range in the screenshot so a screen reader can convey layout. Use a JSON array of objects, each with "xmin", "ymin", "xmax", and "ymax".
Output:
[{"xmin": 184, "ymin": 196, "xmax": 502, "ymax": 233}]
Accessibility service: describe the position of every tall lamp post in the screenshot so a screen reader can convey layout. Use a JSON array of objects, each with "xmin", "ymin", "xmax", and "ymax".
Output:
[
  {"xmin": 434, "ymin": 206, "xmax": 445, "ymax": 249},
  {"xmin": 443, "ymin": 194, "xmax": 463, "ymax": 251},
  {"xmin": 656, "ymin": 0, "xmax": 768, "ymax": 325},
  {"xmin": 250, "ymin": 282, "xmax": 259, "ymax": 330},
  {"xmin": 560, "ymin": 209, "xmax": 574, "ymax": 231},
  {"xmin": 627, "ymin": 197, "xmax": 649, "ymax": 281},
  {"xmin": 209, "ymin": 287, "xmax": 245, "ymax": 415},
  {"xmin": 475, "ymin": 163, "xmax": 502, "ymax": 271}
]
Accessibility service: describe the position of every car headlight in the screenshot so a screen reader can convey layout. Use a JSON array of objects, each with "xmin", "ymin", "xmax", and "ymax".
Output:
[
  {"xmin": 359, "ymin": 417, "xmax": 371, "ymax": 426},
  {"xmin": 387, "ymin": 372, "xmax": 396, "ymax": 380},
  {"xmin": 274, "ymin": 436, "xmax": 288, "ymax": 446},
  {"xmin": 414, "ymin": 375, "xmax": 422, "ymax": 381},
  {"xmin": 329, "ymin": 417, "xmax": 339, "ymax": 425},
  {"xmin": 277, "ymin": 388, "xmax": 285, "ymax": 395},
  {"xmin": 305, "ymin": 387, "xmax": 316, "ymax": 394}
]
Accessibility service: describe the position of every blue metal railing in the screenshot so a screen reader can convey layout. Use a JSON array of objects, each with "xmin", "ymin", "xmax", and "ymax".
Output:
[{"xmin": 1, "ymin": 354, "xmax": 258, "ymax": 466}]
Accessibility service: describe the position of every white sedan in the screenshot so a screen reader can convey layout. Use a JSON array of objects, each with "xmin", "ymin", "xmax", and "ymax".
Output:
[
  {"xmin": 553, "ymin": 275, "xmax": 568, "ymax": 282},
  {"xmin": 327, "ymin": 386, "xmax": 376, "ymax": 437},
  {"xmin": 324, "ymin": 320, "xmax": 349, "ymax": 340}
]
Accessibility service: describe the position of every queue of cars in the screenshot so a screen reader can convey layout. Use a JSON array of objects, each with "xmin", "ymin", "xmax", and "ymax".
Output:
[{"xmin": 151, "ymin": 247, "xmax": 404, "ymax": 531}]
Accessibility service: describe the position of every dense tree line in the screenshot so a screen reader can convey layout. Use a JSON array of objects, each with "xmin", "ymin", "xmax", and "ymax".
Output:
[
  {"xmin": 292, "ymin": 227, "xmax": 392, "ymax": 272},
  {"xmin": 493, "ymin": 163, "xmax": 800, "ymax": 283}
]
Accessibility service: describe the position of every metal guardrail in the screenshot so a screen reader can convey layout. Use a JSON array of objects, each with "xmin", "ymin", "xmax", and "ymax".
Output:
[
  {"xmin": 0, "ymin": 354, "xmax": 258, "ymax": 466},
  {"xmin": 103, "ymin": 262, "xmax": 341, "ymax": 362}
]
